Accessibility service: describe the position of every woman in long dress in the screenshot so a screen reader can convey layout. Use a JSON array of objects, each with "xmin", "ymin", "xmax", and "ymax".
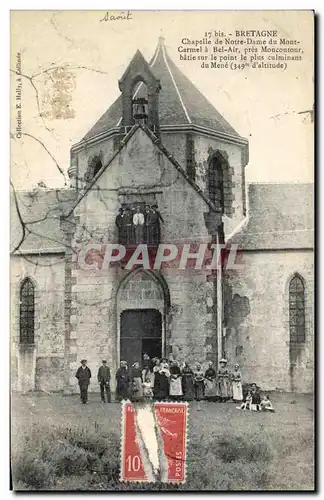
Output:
[
  {"xmin": 217, "ymin": 358, "xmax": 231, "ymax": 402},
  {"xmin": 204, "ymin": 361, "xmax": 217, "ymax": 402},
  {"xmin": 153, "ymin": 359, "xmax": 161, "ymax": 399},
  {"xmin": 194, "ymin": 363, "xmax": 205, "ymax": 402},
  {"xmin": 232, "ymin": 363, "xmax": 243, "ymax": 402},
  {"xmin": 154, "ymin": 362, "xmax": 170, "ymax": 400},
  {"xmin": 115, "ymin": 361, "xmax": 130, "ymax": 401},
  {"xmin": 169, "ymin": 360, "xmax": 183, "ymax": 400},
  {"xmin": 181, "ymin": 362, "xmax": 195, "ymax": 401},
  {"xmin": 131, "ymin": 361, "xmax": 143, "ymax": 401},
  {"xmin": 146, "ymin": 357, "xmax": 156, "ymax": 389},
  {"xmin": 142, "ymin": 353, "xmax": 151, "ymax": 382}
]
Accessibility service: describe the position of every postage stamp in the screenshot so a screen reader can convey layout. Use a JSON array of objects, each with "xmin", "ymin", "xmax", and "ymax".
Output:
[{"xmin": 121, "ymin": 401, "xmax": 188, "ymax": 483}]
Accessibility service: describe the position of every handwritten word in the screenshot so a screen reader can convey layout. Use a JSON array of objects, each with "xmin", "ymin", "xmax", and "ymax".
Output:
[{"xmin": 100, "ymin": 11, "xmax": 132, "ymax": 22}]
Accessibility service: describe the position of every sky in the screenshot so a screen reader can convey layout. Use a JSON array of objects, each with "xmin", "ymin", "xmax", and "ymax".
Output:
[{"xmin": 10, "ymin": 10, "xmax": 314, "ymax": 189}]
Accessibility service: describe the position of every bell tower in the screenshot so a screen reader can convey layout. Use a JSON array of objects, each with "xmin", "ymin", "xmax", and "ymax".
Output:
[{"xmin": 118, "ymin": 49, "xmax": 161, "ymax": 133}]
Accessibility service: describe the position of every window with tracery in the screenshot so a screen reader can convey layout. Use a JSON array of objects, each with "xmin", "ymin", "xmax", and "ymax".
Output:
[
  {"xmin": 19, "ymin": 278, "xmax": 35, "ymax": 345},
  {"xmin": 289, "ymin": 274, "xmax": 306, "ymax": 343}
]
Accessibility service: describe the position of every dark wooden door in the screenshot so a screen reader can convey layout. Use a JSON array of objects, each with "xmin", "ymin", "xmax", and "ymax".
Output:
[{"xmin": 120, "ymin": 309, "xmax": 162, "ymax": 366}]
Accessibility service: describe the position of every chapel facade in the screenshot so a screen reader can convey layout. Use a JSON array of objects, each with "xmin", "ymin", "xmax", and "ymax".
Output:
[{"xmin": 11, "ymin": 38, "xmax": 314, "ymax": 394}]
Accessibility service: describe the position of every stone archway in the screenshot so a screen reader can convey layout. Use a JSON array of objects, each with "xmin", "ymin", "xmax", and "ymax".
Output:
[{"xmin": 116, "ymin": 269, "xmax": 170, "ymax": 366}]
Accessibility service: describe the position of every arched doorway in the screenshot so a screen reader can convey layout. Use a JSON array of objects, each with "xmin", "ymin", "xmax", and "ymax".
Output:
[
  {"xmin": 117, "ymin": 269, "xmax": 169, "ymax": 367},
  {"xmin": 120, "ymin": 309, "xmax": 162, "ymax": 366}
]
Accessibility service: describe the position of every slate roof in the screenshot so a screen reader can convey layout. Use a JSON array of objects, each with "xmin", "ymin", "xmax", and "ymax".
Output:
[
  {"xmin": 228, "ymin": 183, "xmax": 314, "ymax": 250},
  {"xmin": 82, "ymin": 38, "xmax": 240, "ymax": 142}
]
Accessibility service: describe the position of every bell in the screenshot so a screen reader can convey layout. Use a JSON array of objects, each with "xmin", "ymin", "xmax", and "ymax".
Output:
[{"xmin": 133, "ymin": 97, "xmax": 148, "ymax": 121}]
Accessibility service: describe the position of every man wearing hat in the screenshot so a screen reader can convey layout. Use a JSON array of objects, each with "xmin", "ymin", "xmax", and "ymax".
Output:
[
  {"xmin": 75, "ymin": 359, "xmax": 92, "ymax": 404},
  {"xmin": 147, "ymin": 204, "xmax": 164, "ymax": 245},
  {"xmin": 97, "ymin": 359, "xmax": 111, "ymax": 403}
]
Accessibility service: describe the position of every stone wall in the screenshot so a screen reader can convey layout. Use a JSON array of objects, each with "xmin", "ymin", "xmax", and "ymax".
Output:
[
  {"xmin": 194, "ymin": 135, "xmax": 246, "ymax": 238},
  {"xmin": 164, "ymin": 270, "xmax": 215, "ymax": 370},
  {"xmin": 161, "ymin": 132, "xmax": 187, "ymax": 172},
  {"xmin": 11, "ymin": 254, "xmax": 66, "ymax": 392},
  {"xmin": 161, "ymin": 132, "xmax": 247, "ymax": 237},
  {"xmin": 225, "ymin": 250, "xmax": 314, "ymax": 392},
  {"xmin": 75, "ymin": 136, "xmax": 115, "ymax": 186},
  {"xmin": 65, "ymin": 126, "xmax": 217, "ymax": 392}
]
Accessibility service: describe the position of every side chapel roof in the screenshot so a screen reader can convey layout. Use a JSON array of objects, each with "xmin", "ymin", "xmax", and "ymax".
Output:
[{"xmin": 228, "ymin": 183, "xmax": 314, "ymax": 250}]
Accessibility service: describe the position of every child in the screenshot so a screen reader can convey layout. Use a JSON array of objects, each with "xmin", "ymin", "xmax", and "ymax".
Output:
[
  {"xmin": 260, "ymin": 395, "xmax": 275, "ymax": 412},
  {"xmin": 250, "ymin": 382, "xmax": 261, "ymax": 411},
  {"xmin": 237, "ymin": 390, "xmax": 252, "ymax": 410},
  {"xmin": 143, "ymin": 375, "xmax": 154, "ymax": 400}
]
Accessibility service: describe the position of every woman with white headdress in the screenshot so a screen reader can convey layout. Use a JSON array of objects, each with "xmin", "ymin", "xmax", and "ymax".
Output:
[
  {"xmin": 115, "ymin": 360, "xmax": 130, "ymax": 401},
  {"xmin": 232, "ymin": 363, "xmax": 243, "ymax": 402},
  {"xmin": 217, "ymin": 358, "xmax": 231, "ymax": 402},
  {"xmin": 194, "ymin": 363, "xmax": 205, "ymax": 402},
  {"xmin": 204, "ymin": 361, "xmax": 217, "ymax": 402},
  {"xmin": 131, "ymin": 361, "xmax": 144, "ymax": 401},
  {"xmin": 169, "ymin": 360, "xmax": 183, "ymax": 400}
]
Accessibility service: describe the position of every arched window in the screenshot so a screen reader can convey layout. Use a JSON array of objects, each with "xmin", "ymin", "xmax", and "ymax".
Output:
[
  {"xmin": 92, "ymin": 157, "xmax": 103, "ymax": 178},
  {"xmin": 289, "ymin": 274, "xmax": 306, "ymax": 343},
  {"xmin": 208, "ymin": 155, "xmax": 225, "ymax": 212},
  {"xmin": 84, "ymin": 156, "xmax": 103, "ymax": 183},
  {"xmin": 132, "ymin": 81, "xmax": 149, "ymax": 125},
  {"xmin": 19, "ymin": 278, "xmax": 35, "ymax": 345}
]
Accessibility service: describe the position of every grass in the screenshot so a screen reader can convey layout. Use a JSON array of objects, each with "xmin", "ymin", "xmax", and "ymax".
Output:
[{"xmin": 11, "ymin": 392, "xmax": 314, "ymax": 491}]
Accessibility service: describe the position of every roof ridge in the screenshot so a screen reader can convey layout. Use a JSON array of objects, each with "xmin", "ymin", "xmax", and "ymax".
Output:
[
  {"xmin": 164, "ymin": 49, "xmax": 239, "ymax": 136},
  {"xmin": 160, "ymin": 44, "xmax": 191, "ymax": 124}
]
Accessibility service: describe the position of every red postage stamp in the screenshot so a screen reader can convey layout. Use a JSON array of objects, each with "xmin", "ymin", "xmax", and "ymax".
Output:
[{"xmin": 121, "ymin": 401, "xmax": 188, "ymax": 483}]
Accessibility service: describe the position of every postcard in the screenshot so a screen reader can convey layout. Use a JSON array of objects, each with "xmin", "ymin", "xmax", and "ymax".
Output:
[{"xmin": 10, "ymin": 10, "xmax": 314, "ymax": 491}]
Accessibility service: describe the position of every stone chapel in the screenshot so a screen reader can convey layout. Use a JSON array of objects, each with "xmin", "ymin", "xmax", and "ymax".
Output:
[{"xmin": 11, "ymin": 37, "xmax": 314, "ymax": 394}]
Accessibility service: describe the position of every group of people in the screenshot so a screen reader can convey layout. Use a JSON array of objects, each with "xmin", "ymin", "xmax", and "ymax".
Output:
[
  {"xmin": 115, "ymin": 356, "xmax": 244, "ymax": 403},
  {"xmin": 75, "ymin": 356, "xmax": 274, "ymax": 412},
  {"xmin": 115, "ymin": 204, "xmax": 164, "ymax": 245}
]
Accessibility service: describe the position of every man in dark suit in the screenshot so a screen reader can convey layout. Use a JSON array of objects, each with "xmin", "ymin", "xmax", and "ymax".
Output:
[
  {"xmin": 115, "ymin": 208, "xmax": 125, "ymax": 244},
  {"xmin": 75, "ymin": 359, "xmax": 92, "ymax": 404},
  {"xmin": 97, "ymin": 359, "xmax": 111, "ymax": 403}
]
